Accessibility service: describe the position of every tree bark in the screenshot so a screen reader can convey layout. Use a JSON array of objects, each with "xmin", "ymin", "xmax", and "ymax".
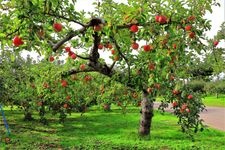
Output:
[{"xmin": 139, "ymin": 91, "xmax": 154, "ymax": 136}]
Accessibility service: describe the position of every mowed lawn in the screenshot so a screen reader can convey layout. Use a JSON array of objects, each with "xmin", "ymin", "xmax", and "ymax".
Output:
[
  {"xmin": 156, "ymin": 95, "xmax": 225, "ymax": 108},
  {"xmin": 1, "ymin": 106, "xmax": 225, "ymax": 149},
  {"xmin": 203, "ymin": 95, "xmax": 225, "ymax": 107}
]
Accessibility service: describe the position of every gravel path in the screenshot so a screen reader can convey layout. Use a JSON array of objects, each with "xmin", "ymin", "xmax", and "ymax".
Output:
[{"xmin": 154, "ymin": 102, "xmax": 225, "ymax": 131}]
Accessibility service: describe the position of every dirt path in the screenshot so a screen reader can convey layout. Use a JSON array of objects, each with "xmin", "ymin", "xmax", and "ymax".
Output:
[
  {"xmin": 154, "ymin": 102, "xmax": 225, "ymax": 131},
  {"xmin": 200, "ymin": 107, "xmax": 225, "ymax": 131}
]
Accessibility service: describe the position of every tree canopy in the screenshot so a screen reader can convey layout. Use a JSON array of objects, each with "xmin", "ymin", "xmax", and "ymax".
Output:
[{"xmin": 0, "ymin": 0, "xmax": 223, "ymax": 138}]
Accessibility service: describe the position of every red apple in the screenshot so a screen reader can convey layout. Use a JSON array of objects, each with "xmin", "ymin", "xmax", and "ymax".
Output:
[
  {"xmin": 186, "ymin": 108, "xmax": 190, "ymax": 113},
  {"xmin": 84, "ymin": 75, "xmax": 92, "ymax": 82},
  {"xmin": 13, "ymin": 35, "xmax": 24, "ymax": 47},
  {"xmin": 185, "ymin": 25, "xmax": 192, "ymax": 31},
  {"xmin": 65, "ymin": 47, "xmax": 71, "ymax": 53},
  {"xmin": 111, "ymin": 49, "xmax": 116, "ymax": 55},
  {"xmin": 130, "ymin": 25, "xmax": 139, "ymax": 33},
  {"xmin": 155, "ymin": 83, "xmax": 160, "ymax": 90},
  {"xmin": 172, "ymin": 43, "xmax": 177, "ymax": 49},
  {"xmin": 68, "ymin": 51, "xmax": 74, "ymax": 57},
  {"xmin": 143, "ymin": 45, "xmax": 153, "ymax": 52},
  {"xmin": 66, "ymin": 95, "xmax": 71, "ymax": 100},
  {"xmin": 181, "ymin": 103, "xmax": 188, "ymax": 110},
  {"xmin": 80, "ymin": 64, "xmax": 86, "ymax": 70},
  {"xmin": 187, "ymin": 94, "xmax": 193, "ymax": 100},
  {"xmin": 98, "ymin": 44, "xmax": 104, "ymax": 49},
  {"xmin": 63, "ymin": 103, "xmax": 68, "ymax": 109},
  {"xmin": 158, "ymin": 15, "xmax": 167, "ymax": 24},
  {"xmin": 132, "ymin": 42, "xmax": 139, "ymax": 50},
  {"xmin": 61, "ymin": 80, "xmax": 68, "ymax": 87},
  {"xmin": 213, "ymin": 41, "xmax": 219, "ymax": 47},
  {"xmin": 172, "ymin": 101, "xmax": 178, "ymax": 107},
  {"xmin": 189, "ymin": 32, "xmax": 195, "ymax": 38},
  {"xmin": 53, "ymin": 22, "xmax": 63, "ymax": 32},
  {"xmin": 147, "ymin": 87, "xmax": 153, "ymax": 93},
  {"xmin": 49, "ymin": 56, "xmax": 54, "ymax": 62},
  {"xmin": 148, "ymin": 63, "xmax": 155, "ymax": 71},
  {"xmin": 172, "ymin": 90, "xmax": 180, "ymax": 95},
  {"xmin": 155, "ymin": 15, "xmax": 160, "ymax": 22},
  {"xmin": 71, "ymin": 53, "xmax": 77, "ymax": 59},
  {"xmin": 187, "ymin": 16, "xmax": 195, "ymax": 22},
  {"xmin": 106, "ymin": 43, "xmax": 113, "ymax": 49}
]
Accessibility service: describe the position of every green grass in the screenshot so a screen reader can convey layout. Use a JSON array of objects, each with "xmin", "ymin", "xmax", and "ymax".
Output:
[
  {"xmin": 203, "ymin": 95, "xmax": 225, "ymax": 107},
  {"xmin": 156, "ymin": 95, "xmax": 225, "ymax": 108},
  {"xmin": 1, "ymin": 106, "xmax": 225, "ymax": 149}
]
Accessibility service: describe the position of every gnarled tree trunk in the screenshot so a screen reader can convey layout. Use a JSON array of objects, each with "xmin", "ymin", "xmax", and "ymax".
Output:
[{"xmin": 139, "ymin": 91, "xmax": 154, "ymax": 136}]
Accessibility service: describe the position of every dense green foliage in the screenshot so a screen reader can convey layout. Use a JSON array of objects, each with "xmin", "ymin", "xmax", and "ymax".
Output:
[
  {"xmin": 187, "ymin": 79, "xmax": 225, "ymax": 97},
  {"xmin": 205, "ymin": 80, "xmax": 225, "ymax": 96},
  {"xmin": 187, "ymin": 80, "xmax": 206, "ymax": 93}
]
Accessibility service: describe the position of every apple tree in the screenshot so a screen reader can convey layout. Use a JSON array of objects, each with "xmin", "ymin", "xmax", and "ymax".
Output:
[
  {"xmin": 0, "ymin": 0, "xmax": 219, "ymax": 138},
  {"xmin": 0, "ymin": 51, "xmax": 39, "ymax": 120}
]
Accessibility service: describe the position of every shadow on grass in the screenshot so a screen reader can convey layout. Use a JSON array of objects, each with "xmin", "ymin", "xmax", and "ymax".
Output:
[{"xmin": 2, "ymin": 107, "xmax": 225, "ymax": 149}]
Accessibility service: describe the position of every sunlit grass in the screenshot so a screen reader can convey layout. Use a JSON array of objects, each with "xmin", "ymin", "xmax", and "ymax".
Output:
[
  {"xmin": 0, "ymin": 106, "xmax": 225, "ymax": 149},
  {"xmin": 156, "ymin": 95, "xmax": 225, "ymax": 107},
  {"xmin": 203, "ymin": 95, "xmax": 225, "ymax": 107}
]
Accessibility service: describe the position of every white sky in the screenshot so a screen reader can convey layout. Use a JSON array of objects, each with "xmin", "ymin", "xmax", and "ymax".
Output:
[{"xmin": 21, "ymin": 0, "xmax": 225, "ymax": 60}]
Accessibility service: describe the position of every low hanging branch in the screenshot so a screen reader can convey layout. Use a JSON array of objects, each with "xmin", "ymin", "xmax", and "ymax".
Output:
[
  {"xmin": 109, "ymin": 61, "xmax": 116, "ymax": 70},
  {"xmin": 61, "ymin": 68, "xmax": 96, "ymax": 77},
  {"xmin": 52, "ymin": 27, "xmax": 87, "ymax": 52},
  {"xmin": 51, "ymin": 17, "xmax": 106, "ymax": 52},
  {"xmin": 76, "ymin": 54, "xmax": 90, "ymax": 60}
]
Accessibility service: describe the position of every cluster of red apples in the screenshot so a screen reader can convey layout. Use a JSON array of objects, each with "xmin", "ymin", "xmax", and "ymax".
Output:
[
  {"xmin": 12, "ymin": 16, "xmax": 219, "ymax": 59},
  {"xmin": 172, "ymin": 89, "xmax": 194, "ymax": 113}
]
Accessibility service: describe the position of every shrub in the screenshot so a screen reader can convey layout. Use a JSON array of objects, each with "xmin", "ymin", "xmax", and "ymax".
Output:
[{"xmin": 187, "ymin": 80, "xmax": 206, "ymax": 93}]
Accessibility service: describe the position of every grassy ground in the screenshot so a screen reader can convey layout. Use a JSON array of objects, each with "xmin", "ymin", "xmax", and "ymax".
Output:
[
  {"xmin": 156, "ymin": 95, "xmax": 225, "ymax": 108},
  {"xmin": 202, "ymin": 95, "xmax": 225, "ymax": 107},
  {"xmin": 0, "ymin": 106, "xmax": 225, "ymax": 150}
]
